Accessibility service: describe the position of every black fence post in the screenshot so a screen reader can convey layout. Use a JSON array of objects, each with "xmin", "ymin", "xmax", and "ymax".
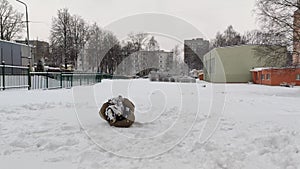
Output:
[
  {"xmin": 2, "ymin": 61, "xmax": 5, "ymax": 90},
  {"xmin": 71, "ymin": 73, "xmax": 73, "ymax": 87},
  {"xmin": 46, "ymin": 71, "xmax": 49, "ymax": 89},
  {"xmin": 79, "ymin": 74, "xmax": 82, "ymax": 86},
  {"xmin": 27, "ymin": 64, "xmax": 31, "ymax": 90},
  {"xmin": 60, "ymin": 72, "xmax": 63, "ymax": 88}
]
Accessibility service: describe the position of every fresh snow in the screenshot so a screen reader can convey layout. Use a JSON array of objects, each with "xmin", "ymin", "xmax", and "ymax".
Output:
[{"xmin": 0, "ymin": 79, "xmax": 300, "ymax": 169}]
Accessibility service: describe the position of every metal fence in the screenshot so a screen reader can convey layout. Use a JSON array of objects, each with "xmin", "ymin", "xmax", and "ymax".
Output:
[
  {"xmin": 0, "ymin": 63, "xmax": 115, "ymax": 91},
  {"xmin": 29, "ymin": 72, "xmax": 105, "ymax": 90},
  {"xmin": 0, "ymin": 63, "xmax": 30, "ymax": 90}
]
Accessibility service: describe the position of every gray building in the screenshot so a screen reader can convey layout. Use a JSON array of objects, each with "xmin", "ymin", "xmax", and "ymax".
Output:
[
  {"xmin": 116, "ymin": 50, "xmax": 173, "ymax": 76},
  {"xmin": 16, "ymin": 40, "xmax": 49, "ymax": 64},
  {"xmin": 184, "ymin": 38, "xmax": 209, "ymax": 70},
  {"xmin": 0, "ymin": 40, "xmax": 31, "ymax": 67}
]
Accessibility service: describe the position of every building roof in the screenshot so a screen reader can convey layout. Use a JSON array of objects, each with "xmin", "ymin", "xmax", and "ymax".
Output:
[
  {"xmin": 0, "ymin": 39, "xmax": 31, "ymax": 47},
  {"xmin": 250, "ymin": 66, "xmax": 300, "ymax": 72},
  {"xmin": 137, "ymin": 50, "xmax": 173, "ymax": 53},
  {"xmin": 250, "ymin": 67, "xmax": 273, "ymax": 72}
]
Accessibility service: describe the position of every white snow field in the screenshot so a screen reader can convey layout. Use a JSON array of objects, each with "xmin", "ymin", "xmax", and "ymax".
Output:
[{"xmin": 0, "ymin": 79, "xmax": 300, "ymax": 169}]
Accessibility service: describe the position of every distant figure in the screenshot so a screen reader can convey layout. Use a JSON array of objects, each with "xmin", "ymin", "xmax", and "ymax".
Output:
[
  {"xmin": 36, "ymin": 60, "xmax": 44, "ymax": 72},
  {"xmin": 99, "ymin": 96, "xmax": 135, "ymax": 128}
]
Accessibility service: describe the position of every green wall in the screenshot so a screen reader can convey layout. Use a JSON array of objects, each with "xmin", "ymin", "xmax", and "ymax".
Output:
[{"xmin": 203, "ymin": 45, "xmax": 265, "ymax": 83}]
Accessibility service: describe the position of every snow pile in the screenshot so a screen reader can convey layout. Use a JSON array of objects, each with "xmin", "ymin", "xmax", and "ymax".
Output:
[{"xmin": 0, "ymin": 79, "xmax": 299, "ymax": 169}]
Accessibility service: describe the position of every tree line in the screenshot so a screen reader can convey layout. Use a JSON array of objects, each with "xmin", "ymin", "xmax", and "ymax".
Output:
[
  {"xmin": 0, "ymin": 0, "xmax": 298, "ymax": 70},
  {"xmin": 211, "ymin": 0, "xmax": 299, "ymax": 67},
  {"xmin": 210, "ymin": 25, "xmax": 290, "ymax": 67},
  {"xmin": 49, "ymin": 8, "xmax": 161, "ymax": 73}
]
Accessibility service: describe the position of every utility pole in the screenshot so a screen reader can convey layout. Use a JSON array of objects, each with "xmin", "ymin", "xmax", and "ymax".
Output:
[{"xmin": 16, "ymin": 0, "xmax": 32, "ymax": 67}]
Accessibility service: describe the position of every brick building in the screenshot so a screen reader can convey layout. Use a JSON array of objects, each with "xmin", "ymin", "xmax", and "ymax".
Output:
[
  {"xmin": 251, "ymin": 68, "xmax": 300, "ymax": 86},
  {"xmin": 293, "ymin": 2, "xmax": 300, "ymax": 66},
  {"xmin": 251, "ymin": 2, "xmax": 300, "ymax": 86}
]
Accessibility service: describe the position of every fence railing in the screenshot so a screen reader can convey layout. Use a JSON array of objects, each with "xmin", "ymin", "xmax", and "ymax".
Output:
[
  {"xmin": 29, "ymin": 72, "xmax": 105, "ymax": 90},
  {"xmin": 0, "ymin": 63, "xmax": 30, "ymax": 90},
  {"xmin": 0, "ymin": 63, "xmax": 115, "ymax": 91}
]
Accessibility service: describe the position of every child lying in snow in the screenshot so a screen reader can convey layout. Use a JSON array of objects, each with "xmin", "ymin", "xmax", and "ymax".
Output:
[{"xmin": 99, "ymin": 96, "xmax": 135, "ymax": 128}]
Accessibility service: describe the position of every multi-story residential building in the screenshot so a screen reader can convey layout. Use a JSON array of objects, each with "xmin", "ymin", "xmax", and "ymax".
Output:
[
  {"xmin": 116, "ymin": 50, "xmax": 173, "ymax": 76},
  {"xmin": 184, "ymin": 38, "xmax": 209, "ymax": 70}
]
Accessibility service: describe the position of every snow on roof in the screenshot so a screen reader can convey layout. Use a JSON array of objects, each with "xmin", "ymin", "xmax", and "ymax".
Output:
[
  {"xmin": 249, "ymin": 67, "xmax": 299, "ymax": 71},
  {"xmin": 250, "ymin": 67, "xmax": 272, "ymax": 71},
  {"xmin": 0, "ymin": 39, "xmax": 34, "ymax": 48}
]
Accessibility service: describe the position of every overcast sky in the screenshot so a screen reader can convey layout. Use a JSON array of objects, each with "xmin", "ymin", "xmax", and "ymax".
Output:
[{"xmin": 11, "ymin": 0, "xmax": 259, "ymax": 49}]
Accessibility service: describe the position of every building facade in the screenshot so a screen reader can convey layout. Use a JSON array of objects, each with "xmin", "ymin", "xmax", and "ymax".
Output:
[
  {"xmin": 0, "ymin": 40, "xmax": 31, "ymax": 67},
  {"xmin": 293, "ymin": 3, "xmax": 300, "ymax": 66},
  {"xmin": 16, "ymin": 40, "xmax": 49, "ymax": 64},
  {"xmin": 203, "ymin": 45, "xmax": 268, "ymax": 83},
  {"xmin": 250, "ymin": 4, "xmax": 300, "ymax": 86},
  {"xmin": 251, "ymin": 67, "xmax": 300, "ymax": 86},
  {"xmin": 116, "ymin": 50, "xmax": 173, "ymax": 76},
  {"xmin": 184, "ymin": 38, "xmax": 209, "ymax": 70}
]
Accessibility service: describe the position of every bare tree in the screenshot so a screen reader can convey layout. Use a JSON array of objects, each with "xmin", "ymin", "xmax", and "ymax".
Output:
[
  {"xmin": 145, "ymin": 36, "xmax": 160, "ymax": 51},
  {"xmin": 127, "ymin": 32, "xmax": 149, "ymax": 51},
  {"xmin": 0, "ymin": 0, "xmax": 24, "ymax": 41},
  {"xmin": 243, "ymin": 30, "xmax": 265, "ymax": 45},
  {"xmin": 212, "ymin": 32, "xmax": 226, "ymax": 48},
  {"xmin": 85, "ymin": 23, "xmax": 120, "ymax": 73},
  {"xmin": 254, "ymin": 0, "xmax": 298, "ymax": 66},
  {"xmin": 223, "ymin": 25, "xmax": 244, "ymax": 46},
  {"xmin": 170, "ymin": 44, "xmax": 188, "ymax": 75},
  {"xmin": 212, "ymin": 25, "xmax": 246, "ymax": 48},
  {"xmin": 242, "ymin": 29, "xmax": 290, "ymax": 67},
  {"xmin": 254, "ymin": 45, "xmax": 289, "ymax": 67},
  {"xmin": 50, "ymin": 8, "xmax": 72, "ymax": 68},
  {"xmin": 70, "ymin": 15, "xmax": 89, "ymax": 68},
  {"xmin": 100, "ymin": 31, "xmax": 120, "ymax": 73},
  {"xmin": 50, "ymin": 8, "xmax": 90, "ymax": 68},
  {"xmin": 85, "ymin": 23, "xmax": 103, "ymax": 72},
  {"xmin": 255, "ymin": 0, "xmax": 296, "ymax": 42}
]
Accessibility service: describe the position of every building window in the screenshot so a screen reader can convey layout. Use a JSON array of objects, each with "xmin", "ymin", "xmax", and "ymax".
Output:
[
  {"xmin": 266, "ymin": 74, "xmax": 271, "ymax": 80},
  {"xmin": 261, "ymin": 74, "xmax": 265, "ymax": 80},
  {"xmin": 296, "ymin": 74, "xmax": 300, "ymax": 80}
]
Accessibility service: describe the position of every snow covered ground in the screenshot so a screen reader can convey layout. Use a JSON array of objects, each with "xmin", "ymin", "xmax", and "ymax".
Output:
[{"xmin": 0, "ymin": 79, "xmax": 300, "ymax": 169}]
